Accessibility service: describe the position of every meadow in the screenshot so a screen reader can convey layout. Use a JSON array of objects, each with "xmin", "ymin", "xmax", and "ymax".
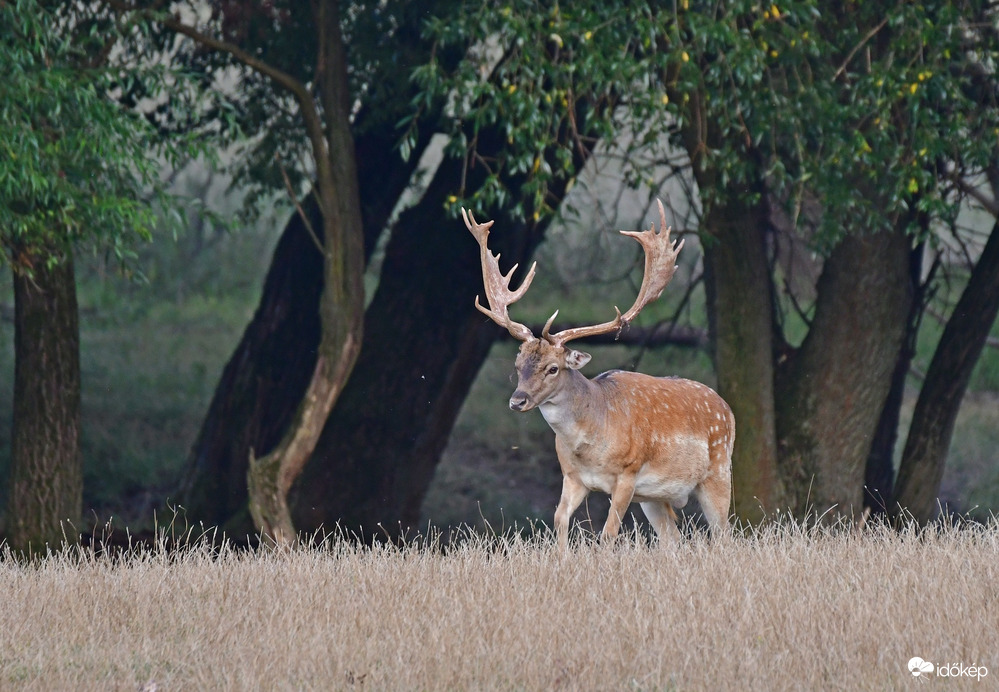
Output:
[{"xmin": 1, "ymin": 519, "xmax": 996, "ymax": 691}]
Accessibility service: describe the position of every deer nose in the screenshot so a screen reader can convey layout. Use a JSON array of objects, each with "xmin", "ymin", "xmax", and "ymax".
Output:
[{"xmin": 509, "ymin": 391, "xmax": 529, "ymax": 411}]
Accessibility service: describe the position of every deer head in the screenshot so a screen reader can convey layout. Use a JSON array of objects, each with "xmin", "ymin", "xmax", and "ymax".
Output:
[{"xmin": 462, "ymin": 201, "xmax": 684, "ymax": 412}]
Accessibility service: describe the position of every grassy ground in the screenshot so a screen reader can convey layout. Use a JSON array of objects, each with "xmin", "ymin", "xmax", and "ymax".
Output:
[{"xmin": 1, "ymin": 520, "xmax": 996, "ymax": 691}]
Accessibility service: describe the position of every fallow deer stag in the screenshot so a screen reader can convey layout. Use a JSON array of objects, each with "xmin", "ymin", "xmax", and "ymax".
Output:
[{"xmin": 463, "ymin": 201, "xmax": 733, "ymax": 548}]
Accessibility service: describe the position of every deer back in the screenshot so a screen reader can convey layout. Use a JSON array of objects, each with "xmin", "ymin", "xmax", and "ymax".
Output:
[{"xmin": 543, "ymin": 369, "xmax": 734, "ymax": 488}]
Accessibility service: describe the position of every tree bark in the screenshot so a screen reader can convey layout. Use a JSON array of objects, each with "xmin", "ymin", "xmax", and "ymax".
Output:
[
  {"xmin": 174, "ymin": 23, "xmax": 441, "ymax": 537},
  {"xmin": 290, "ymin": 155, "xmax": 544, "ymax": 536},
  {"xmin": 674, "ymin": 83, "xmax": 780, "ymax": 525},
  {"xmin": 775, "ymin": 226, "xmax": 912, "ymax": 520},
  {"xmin": 175, "ymin": 197, "xmax": 324, "ymax": 534},
  {"xmin": 701, "ymin": 196, "xmax": 780, "ymax": 524},
  {"xmin": 894, "ymin": 219, "xmax": 999, "ymax": 523},
  {"xmin": 864, "ymin": 241, "xmax": 926, "ymax": 515},
  {"xmin": 291, "ymin": 107, "xmax": 599, "ymax": 535},
  {"xmin": 8, "ymin": 253, "xmax": 82, "ymax": 553},
  {"xmin": 244, "ymin": 0, "xmax": 366, "ymax": 544}
]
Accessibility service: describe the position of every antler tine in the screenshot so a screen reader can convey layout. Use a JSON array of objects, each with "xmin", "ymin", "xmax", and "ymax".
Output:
[
  {"xmin": 618, "ymin": 198, "xmax": 684, "ymax": 324},
  {"xmin": 463, "ymin": 208, "xmax": 537, "ymax": 342},
  {"xmin": 546, "ymin": 198, "xmax": 683, "ymax": 347}
]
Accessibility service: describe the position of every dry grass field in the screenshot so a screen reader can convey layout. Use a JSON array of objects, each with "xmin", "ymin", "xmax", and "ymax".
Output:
[{"xmin": 1, "ymin": 519, "xmax": 997, "ymax": 691}]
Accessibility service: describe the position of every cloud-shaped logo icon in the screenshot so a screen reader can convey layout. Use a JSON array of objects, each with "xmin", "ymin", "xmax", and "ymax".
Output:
[{"xmin": 909, "ymin": 657, "xmax": 935, "ymax": 677}]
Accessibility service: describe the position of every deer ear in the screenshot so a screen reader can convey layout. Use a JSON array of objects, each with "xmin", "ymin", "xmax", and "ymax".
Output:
[{"xmin": 565, "ymin": 349, "xmax": 591, "ymax": 370}]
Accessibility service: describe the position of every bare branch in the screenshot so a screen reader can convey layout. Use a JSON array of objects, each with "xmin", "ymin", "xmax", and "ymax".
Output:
[
  {"xmin": 276, "ymin": 155, "xmax": 324, "ymax": 254},
  {"xmin": 832, "ymin": 18, "xmax": 888, "ymax": 82}
]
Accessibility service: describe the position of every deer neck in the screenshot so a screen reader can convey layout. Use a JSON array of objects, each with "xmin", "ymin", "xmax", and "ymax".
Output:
[{"xmin": 538, "ymin": 370, "xmax": 604, "ymax": 442}]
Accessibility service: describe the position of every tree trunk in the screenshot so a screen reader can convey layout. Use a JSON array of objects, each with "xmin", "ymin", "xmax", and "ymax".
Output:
[
  {"xmin": 291, "ymin": 108, "xmax": 598, "ymax": 535},
  {"xmin": 776, "ymin": 226, "xmax": 912, "ymax": 520},
  {"xmin": 675, "ymin": 84, "xmax": 780, "ymax": 525},
  {"xmin": 8, "ymin": 252, "xmax": 82, "ymax": 553},
  {"xmin": 244, "ymin": 0, "xmax": 366, "ymax": 544},
  {"xmin": 290, "ymin": 155, "xmax": 544, "ymax": 536},
  {"xmin": 864, "ymin": 241, "xmax": 925, "ymax": 515},
  {"xmin": 175, "ymin": 67, "xmax": 439, "ymax": 538},
  {"xmin": 701, "ymin": 195, "xmax": 779, "ymax": 524},
  {"xmin": 175, "ymin": 197, "xmax": 324, "ymax": 535},
  {"xmin": 894, "ymin": 219, "xmax": 999, "ymax": 523}
]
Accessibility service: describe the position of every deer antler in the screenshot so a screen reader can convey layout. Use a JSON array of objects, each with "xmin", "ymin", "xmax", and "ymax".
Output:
[
  {"xmin": 545, "ymin": 199, "xmax": 684, "ymax": 347},
  {"xmin": 463, "ymin": 208, "xmax": 537, "ymax": 342}
]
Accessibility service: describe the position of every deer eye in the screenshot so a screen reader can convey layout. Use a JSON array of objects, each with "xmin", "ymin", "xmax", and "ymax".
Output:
[{"xmin": 546, "ymin": 365, "xmax": 559, "ymax": 376}]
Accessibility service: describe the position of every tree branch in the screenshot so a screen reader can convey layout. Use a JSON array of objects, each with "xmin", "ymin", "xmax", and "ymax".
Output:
[
  {"xmin": 103, "ymin": 0, "xmax": 337, "ymax": 236},
  {"xmin": 950, "ymin": 172, "xmax": 999, "ymax": 217},
  {"xmin": 832, "ymin": 18, "xmax": 888, "ymax": 82}
]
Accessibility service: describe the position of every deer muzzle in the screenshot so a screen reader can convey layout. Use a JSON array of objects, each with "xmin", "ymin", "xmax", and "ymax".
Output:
[{"xmin": 509, "ymin": 390, "xmax": 532, "ymax": 412}]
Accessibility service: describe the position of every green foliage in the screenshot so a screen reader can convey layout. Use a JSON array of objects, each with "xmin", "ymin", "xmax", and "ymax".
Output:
[
  {"xmin": 0, "ymin": 0, "xmax": 209, "ymax": 269},
  {"xmin": 409, "ymin": 1, "xmax": 676, "ymax": 221},
  {"xmin": 413, "ymin": 0, "xmax": 998, "ymax": 245},
  {"xmin": 130, "ymin": 0, "xmax": 460, "ymax": 223},
  {"xmin": 672, "ymin": 0, "xmax": 997, "ymax": 245}
]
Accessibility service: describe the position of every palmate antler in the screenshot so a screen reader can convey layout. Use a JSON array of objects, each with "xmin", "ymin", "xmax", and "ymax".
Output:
[
  {"xmin": 462, "ymin": 208, "xmax": 537, "ymax": 341},
  {"xmin": 464, "ymin": 199, "xmax": 684, "ymax": 346}
]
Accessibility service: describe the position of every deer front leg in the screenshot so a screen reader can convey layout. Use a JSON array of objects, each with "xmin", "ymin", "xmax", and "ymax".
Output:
[
  {"xmin": 602, "ymin": 473, "xmax": 638, "ymax": 542},
  {"xmin": 554, "ymin": 473, "xmax": 589, "ymax": 552}
]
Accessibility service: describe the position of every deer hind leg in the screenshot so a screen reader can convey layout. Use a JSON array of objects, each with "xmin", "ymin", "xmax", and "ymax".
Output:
[
  {"xmin": 640, "ymin": 501, "xmax": 681, "ymax": 546},
  {"xmin": 695, "ymin": 466, "xmax": 732, "ymax": 538}
]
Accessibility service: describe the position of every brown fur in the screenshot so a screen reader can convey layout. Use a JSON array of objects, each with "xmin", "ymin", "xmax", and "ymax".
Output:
[
  {"xmin": 509, "ymin": 339, "xmax": 733, "ymax": 547},
  {"xmin": 464, "ymin": 201, "xmax": 732, "ymax": 547}
]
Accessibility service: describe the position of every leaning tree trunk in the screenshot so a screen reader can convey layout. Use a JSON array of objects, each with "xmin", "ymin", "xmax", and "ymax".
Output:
[
  {"xmin": 291, "ymin": 159, "xmax": 541, "ymax": 536},
  {"xmin": 894, "ymin": 219, "xmax": 999, "ymax": 524},
  {"xmin": 175, "ymin": 45, "xmax": 441, "ymax": 537},
  {"xmin": 243, "ymin": 0, "xmax": 367, "ymax": 544},
  {"xmin": 292, "ymin": 117, "xmax": 596, "ymax": 536},
  {"xmin": 8, "ymin": 252, "xmax": 82, "ymax": 553},
  {"xmin": 775, "ymin": 225, "xmax": 913, "ymax": 521},
  {"xmin": 175, "ymin": 196, "xmax": 323, "ymax": 535},
  {"xmin": 176, "ymin": 146, "xmax": 435, "ymax": 537}
]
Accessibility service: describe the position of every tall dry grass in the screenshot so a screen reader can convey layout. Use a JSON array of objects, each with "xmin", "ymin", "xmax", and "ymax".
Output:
[{"xmin": 1, "ymin": 519, "xmax": 997, "ymax": 691}]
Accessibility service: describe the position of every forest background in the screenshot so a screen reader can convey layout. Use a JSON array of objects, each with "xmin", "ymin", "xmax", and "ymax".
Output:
[{"xmin": 1, "ymin": 0, "xmax": 998, "ymax": 551}]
